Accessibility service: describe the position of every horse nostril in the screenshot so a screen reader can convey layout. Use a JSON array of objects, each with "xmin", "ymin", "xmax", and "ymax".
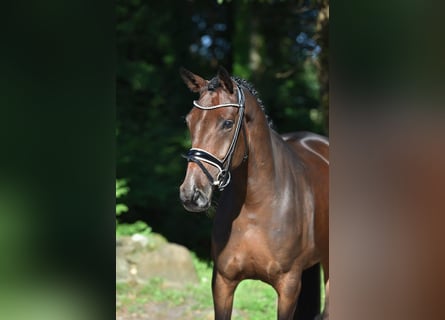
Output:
[
  {"xmin": 180, "ymin": 184, "xmax": 210, "ymax": 212},
  {"xmin": 192, "ymin": 188, "xmax": 201, "ymax": 202}
]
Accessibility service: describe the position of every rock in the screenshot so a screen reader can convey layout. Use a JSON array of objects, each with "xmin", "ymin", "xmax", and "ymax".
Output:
[
  {"xmin": 116, "ymin": 253, "xmax": 130, "ymax": 283},
  {"xmin": 136, "ymin": 242, "xmax": 199, "ymax": 287},
  {"xmin": 131, "ymin": 233, "xmax": 149, "ymax": 246},
  {"xmin": 116, "ymin": 233, "xmax": 199, "ymax": 287}
]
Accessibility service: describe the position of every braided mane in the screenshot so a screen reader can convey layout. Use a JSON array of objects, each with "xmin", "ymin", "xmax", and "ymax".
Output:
[
  {"xmin": 207, "ymin": 75, "xmax": 272, "ymax": 127},
  {"xmin": 231, "ymin": 76, "xmax": 272, "ymax": 127}
]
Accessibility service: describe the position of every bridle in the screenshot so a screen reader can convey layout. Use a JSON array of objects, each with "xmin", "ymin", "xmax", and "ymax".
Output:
[{"xmin": 183, "ymin": 84, "xmax": 248, "ymax": 191}]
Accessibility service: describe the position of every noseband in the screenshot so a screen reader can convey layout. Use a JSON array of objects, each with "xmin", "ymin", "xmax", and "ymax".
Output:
[{"xmin": 183, "ymin": 85, "xmax": 248, "ymax": 191}]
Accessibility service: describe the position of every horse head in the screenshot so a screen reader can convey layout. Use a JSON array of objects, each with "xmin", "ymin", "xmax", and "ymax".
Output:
[{"xmin": 179, "ymin": 67, "xmax": 248, "ymax": 212}]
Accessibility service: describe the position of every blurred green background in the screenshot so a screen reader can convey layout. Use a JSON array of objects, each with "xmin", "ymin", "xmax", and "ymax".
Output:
[{"xmin": 116, "ymin": 0, "xmax": 329, "ymax": 258}]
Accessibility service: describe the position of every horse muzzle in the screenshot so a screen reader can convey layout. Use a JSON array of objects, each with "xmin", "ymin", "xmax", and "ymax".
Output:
[{"xmin": 179, "ymin": 183, "xmax": 211, "ymax": 212}]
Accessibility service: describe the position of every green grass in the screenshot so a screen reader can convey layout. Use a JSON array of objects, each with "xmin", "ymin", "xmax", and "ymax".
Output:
[
  {"xmin": 116, "ymin": 254, "xmax": 278, "ymax": 319},
  {"xmin": 233, "ymin": 280, "xmax": 277, "ymax": 319},
  {"xmin": 192, "ymin": 253, "xmax": 277, "ymax": 319},
  {"xmin": 116, "ymin": 252, "xmax": 325, "ymax": 319}
]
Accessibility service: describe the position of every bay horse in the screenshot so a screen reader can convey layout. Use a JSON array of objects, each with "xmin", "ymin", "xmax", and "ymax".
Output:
[{"xmin": 179, "ymin": 67, "xmax": 329, "ymax": 320}]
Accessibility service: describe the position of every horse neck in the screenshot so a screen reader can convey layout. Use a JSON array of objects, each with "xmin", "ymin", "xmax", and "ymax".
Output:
[{"xmin": 233, "ymin": 96, "xmax": 278, "ymax": 207}]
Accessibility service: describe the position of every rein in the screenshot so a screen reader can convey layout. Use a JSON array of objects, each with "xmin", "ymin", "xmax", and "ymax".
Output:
[{"xmin": 183, "ymin": 85, "xmax": 248, "ymax": 191}]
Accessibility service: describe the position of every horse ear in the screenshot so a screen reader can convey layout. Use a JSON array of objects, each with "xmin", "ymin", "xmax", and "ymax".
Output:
[
  {"xmin": 180, "ymin": 67, "xmax": 207, "ymax": 92},
  {"xmin": 217, "ymin": 66, "xmax": 234, "ymax": 94}
]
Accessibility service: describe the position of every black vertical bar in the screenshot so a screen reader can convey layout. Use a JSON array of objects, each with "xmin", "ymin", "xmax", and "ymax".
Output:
[{"xmin": 294, "ymin": 263, "xmax": 321, "ymax": 320}]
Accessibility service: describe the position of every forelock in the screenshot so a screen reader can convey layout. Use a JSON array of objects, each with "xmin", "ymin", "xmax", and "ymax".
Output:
[{"xmin": 207, "ymin": 77, "xmax": 220, "ymax": 91}]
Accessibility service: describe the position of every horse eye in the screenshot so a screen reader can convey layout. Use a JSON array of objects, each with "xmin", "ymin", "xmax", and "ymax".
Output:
[{"xmin": 222, "ymin": 120, "xmax": 234, "ymax": 130}]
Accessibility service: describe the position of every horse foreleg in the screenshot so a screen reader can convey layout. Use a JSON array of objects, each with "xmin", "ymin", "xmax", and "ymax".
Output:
[
  {"xmin": 212, "ymin": 269, "xmax": 239, "ymax": 320},
  {"xmin": 276, "ymin": 273, "xmax": 302, "ymax": 320}
]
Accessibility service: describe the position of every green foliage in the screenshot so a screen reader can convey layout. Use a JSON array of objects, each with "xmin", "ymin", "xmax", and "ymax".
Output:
[
  {"xmin": 116, "ymin": 179, "xmax": 129, "ymax": 216},
  {"xmin": 116, "ymin": 221, "xmax": 151, "ymax": 237},
  {"xmin": 116, "ymin": 179, "xmax": 152, "ymax": 237}
]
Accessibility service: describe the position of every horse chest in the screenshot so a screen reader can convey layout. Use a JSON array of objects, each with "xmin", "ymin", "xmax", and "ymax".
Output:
[{"xmin": 213, "ymin": 226, "xmax": 285, "ymax": 282}]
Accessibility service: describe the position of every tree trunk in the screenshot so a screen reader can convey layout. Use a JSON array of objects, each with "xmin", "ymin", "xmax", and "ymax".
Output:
[{"xmin": 315, "ymin": 0, "xmax": 329, "ymax": 134}]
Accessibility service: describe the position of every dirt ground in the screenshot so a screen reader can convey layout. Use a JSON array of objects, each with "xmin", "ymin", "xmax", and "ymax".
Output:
[
  {"xmin": 117, "ymin": 300, "xmax": 212, "ymax": 320},
  {"xmin": 116, "ymin": 297, "xmax": 247, "ymax": 320}
]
